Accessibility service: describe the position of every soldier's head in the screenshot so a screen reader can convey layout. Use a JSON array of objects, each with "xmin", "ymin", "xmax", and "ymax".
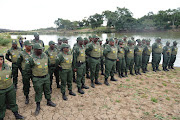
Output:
[
  {"xmin": 156, "ymin": 37, "xmax": 161, "ymax": 43},
  {"xmin": 136, "ymin": 39, "xmax": 142, "ymax": 46},
  {"xmin": 118, "ymin": 39, "xmax": 124, "ymax": 45},
  {"xmin": 34, "ymin": 33, "xmax": 39, "ymax": 40},
  {"xmin": 0, "ymin": 53, "xmax": 4, "ymax": 65},
  {"xmin": 49, "ymin": 41, "xmax": 55, "ymax": 49},
  {"xmin": 123, "ymin": 35, "xmax": 127, "ymax": 41},
  {"xmin": 142, "ymin": 39, "xmax": 146, "ymax": 44},
  {"xmin": 77, "ymin": 37, "xmax": 84, "ymax": 46},
  {"xmin": 131, "ymin": 37, "xmax": 134, "ymax": 41},
  {"xmin": 92, "ymin": 35, "xmax": 99, "ymax": 43},
  {"xmin": 128, "ymin": 40, "xmax": 133, "ymax": 46},
  {"xmin": 62, "ymin": 38, "xmax": 68, "ymax": 44},
  {"xmin": 166, "ymin": 41, "xmax": 170, "ymax": 46},
  {"xmin": 146, "ymin": 39, "xmax": 151, "ymax": 45},
  {"xmin": 58, "ymin": 38, "xmax": 62, "ymax": 45},
  {"xmin": 33, "ymin": 43, "xmax": 43, "ymax": 56},
  {"xmin": 61, "ymin": 43, "xmax": 69, "ymax": 53},
  {"xmin": 98, "ymin": 39, "xmax": 103, "ymax": 45},
  {"xmin": 114, "ymin": 38, "xmax": 118, "ymax": 44},
  {"xmin": 173, "ymin": 41, "xmax": 177, "ymax": 46},
  {"xmin": 109, "ymin": 38, "xmax": 115, "ymax": 46},
  {"xmin": 89, "ymin": 36, "xmax": 92, "ymax": 42},
  {"xmin": 84, "ymin": 37, "xmax": 89, "ymax": 45},
  {"xmin": 12, "ymin": 40, "xmax": 17, "ymax": 49},
  {"xmin": 24, "ymin": 40, "xmax": 32, "ymax": 51}
]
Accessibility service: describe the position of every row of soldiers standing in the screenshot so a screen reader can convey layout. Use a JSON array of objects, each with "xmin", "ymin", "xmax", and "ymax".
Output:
[{"xmin": 0, "ymin": 33, "xmax": 178, "ymax": 119}]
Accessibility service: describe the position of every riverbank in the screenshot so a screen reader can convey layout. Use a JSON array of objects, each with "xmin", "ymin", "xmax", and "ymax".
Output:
[{"xmin": 4, "ymin": 64, "xmax": 180, "ymax": 120}]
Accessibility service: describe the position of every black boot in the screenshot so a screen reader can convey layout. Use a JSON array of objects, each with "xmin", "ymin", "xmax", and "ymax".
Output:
[
  {"xmin": 82, "ymin": 84, "xmax": 89, "ymax": 89},
  {"xmin": 13, "ymin": 111, "xmax": 24, "ymax": 119},
  {"xmin": 153, "ymin": 68, "xmax": 156, "ymax": 72},
  {"xmin": 35, "ymin": 102, "xmax": 40, "ymax": 116},
  {"xmin": 110, "ymin": 76, "xmax": 117, "ymax": 81},
  {"xmin": 73, "ymin": 78, "xmax": 76, "ymax": 83},
  {"xmin": 163, "ymin": 67, "xmax": 166, "ymax": 71},
  {"xmin": 104, "ymin": 78, "xmax": 110, "ymax": 86},
  {"xmin": 86, "ymin": 74, "xmax": 90, "ymax": 79},
  {"xmin": 62, "ymin": 93, "xmax": 67, "ymax": 101},
  {"xmin": 69, "ymin": 90, "xmax": 76, "ymax": 96},
  {"xmin": 25, "ymin": 95, "xmax": 29, "ymax": 104},
  {"xmin": 91, "ymin": 80, "xmax": 95, "ymax": 88},
  {"xmin": 168, "ymin": 66, "xmax": 171, "ymax": 69},
  {"xmin": 138, "ymin": 69, "xmax": 141, "ymax": 75},
  {"xmin": 135, "ymin": 70, "xmax": 138, "ymax": 75},
  {"xmin": 166, "ymin": 67, "xmax": 169, "ymax": 71},
  {"xmin": 130, "ymin": 70, "xmax": 134, "ymax": 75},
  {"xmin": 121, "ymin": 72, "xmax": 125, "ymax": 77},
  {"xmin": 95, "ymin": 79, "xmax": 102, "ymax": 85},
  {"xmin": 78, "ymin": 87, "xmax": 84, "ymax": 94},
  {"xmin": 171, "ymin": 66, "xmax": 175, "ymax": 69},
  {"xmin": 142, "ymin": 68, "xmax": 146, "ymax": 73},
  {"xmin": 101, "ymin": 70, "xmax": 104, "ymax": 75},
  {"xmin": 156, "ymin": 67, "xmax": 161, "ymax": 71},
  {"xmin": 118, "ymin": 72, "xmax": 122, "ymax": 78},
  {"xmin": 145, "ymin": 68, "xmax": 149, "ymax": 72},
  {"xmin": 47, "ymin": 100, "xmax": 56, "ymax": 107}
]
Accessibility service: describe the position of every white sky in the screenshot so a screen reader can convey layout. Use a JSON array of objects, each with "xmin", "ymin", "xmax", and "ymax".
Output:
[{"xmin": 0, "ymin": 0, "xmax": 179, "ymax": 30}]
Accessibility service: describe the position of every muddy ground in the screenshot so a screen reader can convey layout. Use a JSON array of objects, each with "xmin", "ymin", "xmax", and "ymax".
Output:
[{"xmin": 4, "ymin": 66, "xmax": 180, "ymax": 120}]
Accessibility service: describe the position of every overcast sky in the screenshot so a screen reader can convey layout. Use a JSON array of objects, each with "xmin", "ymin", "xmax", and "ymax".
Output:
[{"xmin": 0, "ymin": 0, "xmax": 179, "ymax": 30}]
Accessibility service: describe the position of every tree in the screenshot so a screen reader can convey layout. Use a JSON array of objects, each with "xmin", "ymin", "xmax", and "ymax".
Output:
[
  {"xmin": 102, "ymin": 10, "xmax": 118, "ymax": 27},
  {"xmin": 88, "ymin": 13, "xmax": 103, "ymax": 29}
]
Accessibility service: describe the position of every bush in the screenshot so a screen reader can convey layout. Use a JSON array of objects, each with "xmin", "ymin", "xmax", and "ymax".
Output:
[{"xmin": 0, "ymin": 33, "xmax": 11, "ymax": 46}]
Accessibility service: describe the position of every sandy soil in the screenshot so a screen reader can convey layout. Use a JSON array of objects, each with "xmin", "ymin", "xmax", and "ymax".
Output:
[{"xmin": 4, "ymin": 66, "xmax": 180, "ymax": 120}]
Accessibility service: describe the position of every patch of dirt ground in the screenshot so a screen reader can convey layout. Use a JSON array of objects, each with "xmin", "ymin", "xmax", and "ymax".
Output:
[{"xmin": 4, "ymin": 66, "xmax": 180, "ymax": 120}]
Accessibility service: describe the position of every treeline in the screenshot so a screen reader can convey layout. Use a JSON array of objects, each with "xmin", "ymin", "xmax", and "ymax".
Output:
[{"xmin": 54, "ymin": 7, "xmax": 180, "ymax": 32}]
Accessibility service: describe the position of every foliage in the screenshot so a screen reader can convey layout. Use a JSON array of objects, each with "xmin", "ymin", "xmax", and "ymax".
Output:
[{"xmin": 0, "ymin": 33, "xmax": 11, "ymax": 46}]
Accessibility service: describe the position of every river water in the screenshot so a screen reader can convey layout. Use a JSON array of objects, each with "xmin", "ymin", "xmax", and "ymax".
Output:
[{"xmin": 11, "ymin": 31, "xmax": 180, "ymax": 67}]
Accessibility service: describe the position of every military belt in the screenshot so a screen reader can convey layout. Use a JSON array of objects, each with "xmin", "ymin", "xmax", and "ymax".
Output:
[
  {"xmin": 90, "ymin": 56, "xmax": 100, "ymax": 60},
  {"xmin": 105, "ymin": 57, "xmax": 116, "ymax": 61},
  {"xmin": 33, "ymin": 74, "xmax": 48, "ymax": 78}
]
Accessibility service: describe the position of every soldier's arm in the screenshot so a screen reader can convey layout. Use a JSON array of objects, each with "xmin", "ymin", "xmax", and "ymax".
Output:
[
  {"xmin": 85, "ymin": 44, "xmax": 93, "ymax": 56},
  {"xmin": 45, "ymin": 50, "xmax": 49, "ymax": 56},
  {"xmin": 103, "ymin": 45, "xmax": 111, "ymax": 56},
  {"xmin": 5, "ymin": 50, "xmax": 12, "ymax": 62},
  {"xmin": 17, "ymin": 53, "xmax": 23, "ymax": 69}
]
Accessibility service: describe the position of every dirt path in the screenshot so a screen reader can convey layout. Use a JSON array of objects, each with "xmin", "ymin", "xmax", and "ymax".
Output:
[{"xmin": 4, "ymin": 66, "xmax": 180, "ymax": 120}]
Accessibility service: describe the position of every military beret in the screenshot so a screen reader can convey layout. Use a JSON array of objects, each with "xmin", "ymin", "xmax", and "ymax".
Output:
[
  {"xmin": 33, "ymin": 43, "xmax": 43, "ymax": 50},
  {"xmin": 109, "ymin": 38, "xmax": 114, "ymax": 42},
  {"xmin": 12, "ymin": 40, "xmax": 17, "ymax": 45},
  {"xmin": 24, "ymin": 40, "xmax": 32, "ymax": 46},
  {"xmin": 77, "ymin": 37, "xmax": 84, "ymax": 41},
  {"xmin": 34, "ymin": 33, "xmax": 39, "ymax": 37},
  {"xmin": 49, "ymin": 41, "xmax": 55, "ymax": 45}
]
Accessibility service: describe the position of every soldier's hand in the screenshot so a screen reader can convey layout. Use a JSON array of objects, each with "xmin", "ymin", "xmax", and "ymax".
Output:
[{"xmin": 73, "ymin": 69, "xmax": 77, "ymax": 72}]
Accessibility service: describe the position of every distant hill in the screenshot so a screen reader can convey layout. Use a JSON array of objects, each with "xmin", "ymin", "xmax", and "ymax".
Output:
[{"xmin": 0, "ymin": 28, "xmax": 24, "ymax": 33}]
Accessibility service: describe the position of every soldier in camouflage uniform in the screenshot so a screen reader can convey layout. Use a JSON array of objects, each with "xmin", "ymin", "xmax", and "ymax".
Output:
[
  {"xmin": 162, "ymin": 41, "xmax": 171, "ymax": 71},
  {"xmin": 168, "ymin": 41, "xmax": 178, "ymax": 69},
  {"xmin": 32, "ymin": 33, "xmax": 44, "ymax": 48},
  {"xmin": 98, "ymin": 39, "xmax": 104, "ymax": 75},
  {"xmin": 84, "ymin": 37, "xmax": 90, "ymax": 78}
]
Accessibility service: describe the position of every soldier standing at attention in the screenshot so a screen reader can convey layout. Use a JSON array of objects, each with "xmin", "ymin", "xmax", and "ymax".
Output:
[
  {"xmin": 73, "ymin": 37, "xmax": 89, "ymax": 94},
  {"xmin": 5, "ymin": 40, "xmax": 22, "ymax": 90},
  {"xmin": 56, "ymin": 38, "xmax": 62, "ymax": 52},
  {"xmin": 45, "ymin": 41, "xmax": 60, "ymax": 93},
  {"xmin": 152, "ymin": 37, "xmax": 163, "ymax": 72},
  {"xmin": 17, "ymin": 40, "xmax": 32, "ymax": 104},
  {"xmin": 124, "ymin": 40, "xmax": 135, "ymax": 76},
  {"xmin": 162, "ymin": 41, "xmax": 171, "ymax": 71},
  {"xmin": 56, "ymin": 43, "xmax": 76, "ymax": 101},
  {"xmin": 142, "ymin": 39, "xmax": 152, "ymax": 73},
  {"xmin": 0, "ymin": 53, "xmax": 24, "ymax": 120},
  {"xmin": 103, "ymin": 38, "xmax": 118, "ymax": 86},
  {"xmin": 168, "ymin": 41, "xmax": 178, "ymax": 69},
  {"xmin": 28, "ymin": 43, "xmax": 56, "ymax": 116},
  {"xmin": 123, "ymin": 35, "xmax": 128, "ymax": 46},
  {"xmin": 84, "ymin": 37, "xmax": 90, "ymax": 79},
  {"xmin": 32, "ymin": 33, "xmax": 44, "ymax": 48},
  {"xmin": 98, "ymin": 39, "xmax": 104, "ymax": 75},
  {"xmin": 134, "ymin": 39, "xmax": 143, "ymax": 75},
  {"xmin": 117, "ymin": 39, "xmax": 126, "ymax": 78},
  {"xmin": 85, "ymin": 35, "xmax": 102, "ymax": 88}
]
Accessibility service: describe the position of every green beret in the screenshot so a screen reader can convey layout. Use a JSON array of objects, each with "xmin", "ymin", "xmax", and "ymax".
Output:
[
  {"xmin": 84, "ymin": 37, "xmax": 89, "ymax": 41},
  {"xmin": 109, "ymin": 38, "xmax": 114, "ymax": 42},
  {"xmin": 62, "ymin": 38, "xmax": 68, "ymax": 41},
  {"xmin": 49, "ymin": 41, "xmax": 55, "ymax": 45},
  {"xmin": 123, "ymin": 35, "xmax": 127, "ymax": 38},
  {"xmin": 33, "ymin": 43, "xmax": 43, "ymax": 50},
  {"xmin": 77, "ymin": 37, "xmax": 84, "ymax": 41},
  {"xmin": 156, "ymin": 37, "xmax": 161, "ymax": 40},
  {"xmin": 58, "ymin": 38, "xmax": 62, "ymax": 41},
  {"xmin": 98, "ymin": 39, "xmax": 103, "ymax": 42},
  {"xmin": 34, "ymin": 33, "xmax": 39, "ymax": 37},
  {"xmin": 118, "ymin": 39, "xmax": 124, "ymax": 43},
  {"xmin": 92, "ymin": 35, "xmax": 99, "ymax": 39},
  {"xmin": 136, "ymin": 39, "xmax": 141, "ymax": 43},
  {"xmin": 61, "ymin": 43, "xmax": 70, "ymax": 49},
  {"xmin": 24, "ymin": 40, "xmax": 32, "ymax": 46},
  {"xmin": 12, "ymin": 40, "xmax": 17, "ymax": 45}
]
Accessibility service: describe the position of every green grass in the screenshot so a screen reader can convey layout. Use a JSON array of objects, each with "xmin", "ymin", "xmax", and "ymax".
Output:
[
  {"xmin": 162, "ymin": 82, "xmax": 167, "ymax": 86},
  {"xmin": 151, "ymin": 97, "xmax": 158, "ymax": 103}
]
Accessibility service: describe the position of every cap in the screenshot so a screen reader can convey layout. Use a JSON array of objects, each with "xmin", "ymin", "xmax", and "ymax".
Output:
[
  {"xmin": 24, "ymin": 40, "xmax": 32, "ymax": 46},
  {"xmin": 49, "ymin": 41, "xmax": 55, "ymax": 46},
  {"xmin": 77, "ymin": 37, "xmax": 84, "ymax": 41},
  {"xmin": 34, "ymin": 33, "xmax": 39, "ymax": 37},
  {"xmin": 12, "ymin": 40, "xmax": 17, "ymax": 45},
  {"xmin": 33, "ymin": 43, "xmax": 43, "ymax": 49}
]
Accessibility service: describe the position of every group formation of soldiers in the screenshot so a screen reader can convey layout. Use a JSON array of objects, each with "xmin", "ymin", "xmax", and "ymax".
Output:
[{"xmin": 0, "ymin": 33, "xmax": 178, "ymax": 120}]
